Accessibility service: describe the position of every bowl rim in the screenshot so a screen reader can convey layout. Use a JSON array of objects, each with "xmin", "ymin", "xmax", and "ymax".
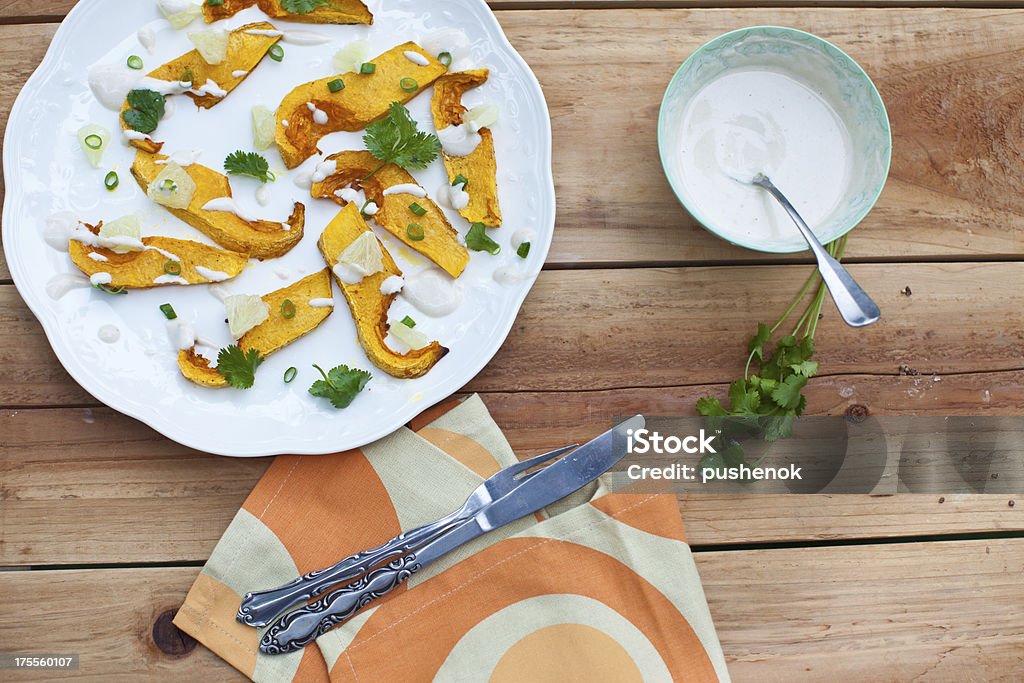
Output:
[{"xmin": 657, "ymin": 25, "xmax": 892, "ymax": 254}]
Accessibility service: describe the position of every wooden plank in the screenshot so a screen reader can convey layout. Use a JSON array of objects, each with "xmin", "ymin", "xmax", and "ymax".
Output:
[
  {"xmin": 3, "ymin": 262, "xmax": 1023, "ymax": 406},
  {"xmin": 2, "ymin": 539, "xmax": 1022, "ymax": 679},
  {"xmin": 3, "ymin": 395, "xmax": 1022, "ymax": 566},
  {"xmin": 5, "ymin": 8, "xmax": 1024, "ymax": 279},
  {"xmin": 6, "ymin": 1, "xmax": 1024, "ymax": 23},
  {"xmin": 700, "ymin": 538, "xmax": 1024, "ymax": 680}
]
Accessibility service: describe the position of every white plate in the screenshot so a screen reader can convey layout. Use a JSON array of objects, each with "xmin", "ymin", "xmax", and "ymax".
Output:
[{"xmin": 3, "ymin": 0, "xmax": 553, "ymax": 456}]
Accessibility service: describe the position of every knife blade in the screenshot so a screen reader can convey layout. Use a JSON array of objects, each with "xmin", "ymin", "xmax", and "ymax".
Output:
[{"xmin": 259, "ymin": 415, "xmax": 644, "ymax": 655}]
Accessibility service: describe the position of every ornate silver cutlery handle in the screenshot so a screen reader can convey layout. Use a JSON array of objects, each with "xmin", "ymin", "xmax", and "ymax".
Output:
[
  {"xmin": 236, "ymin": 516, "xmax": 460, "ymax": 627},
  {"xmin": 259, "ymin": 552, "xmax": 423, "ymax": 655}
]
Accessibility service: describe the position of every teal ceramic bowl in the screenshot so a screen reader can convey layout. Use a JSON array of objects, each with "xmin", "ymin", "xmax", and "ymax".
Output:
[{"xmin": 657, "ymin": 26, "xmax": 891, "ymax": 253}]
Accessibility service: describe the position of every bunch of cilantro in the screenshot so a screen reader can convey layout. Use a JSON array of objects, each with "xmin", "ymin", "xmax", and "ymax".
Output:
[{"xmin": 695, "ymin": 237, "xmax": 848, "ymax": 467}]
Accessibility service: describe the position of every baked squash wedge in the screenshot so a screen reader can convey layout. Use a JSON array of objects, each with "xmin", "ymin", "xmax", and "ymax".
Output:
[
  {"xmin": 69, "ymin": 230, "xmax": 248, "ymax": 289},
  {"xmin": 311, "ymin": 150, "xmax": 468, "ymax": 278},
  {"xmin": 121, "ymin": 22, "xmax": 281, "ymax": 154},
  {"xmin": 178, "ymin": 269, "xmax": 335, "ymax": 388},
  {"xmin": 318, "ymin": 204, "xmax": 448, "ymax": 379},
  {"xmin": 204, "ymin": 0, "xmax": 372, "ymax": 25},
  {"xmin": 275, "ymin": 42, "xmax": 446, "ymax": 168},
  {"xmin": 431, "ymin": 69, "xmax": 502, "ymax": 227},
  {"xmin": 132, "ymin": 150, "xmax": 304, "ymax": 260}
]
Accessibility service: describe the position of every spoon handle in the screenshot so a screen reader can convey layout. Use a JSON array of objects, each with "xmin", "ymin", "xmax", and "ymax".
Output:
[{"xmin": 753, "ymin": 175, "xmax": 881, "ymax": 328}]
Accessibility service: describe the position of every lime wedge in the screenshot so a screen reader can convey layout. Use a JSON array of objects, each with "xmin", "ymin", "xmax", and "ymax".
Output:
[
  {"xmin": 338, "ymin": 232, "xmax": 384, "ymax": 279},
  {"xmin": 160, "ymin": 1, "xmax": 202, "ymax": 29},
  {"xmin": 147, "ymin": 162, "xmax": 197, "ymax": 210},
  {"xmin": 390, "ymin": 319, "xmax": 430, "ymax": 350},
  {"xmin": 98, "ymin": 215, "xmax": 143, "ymax": 254},
  {"xmin": 463, "ymin": 103, "xmax": 500, "ymax": 132},
  {"xmin": 333, "ymin": 40, "xmax": 369, "ymax": 74},
  {"xmin": 252, "ymin": 105, "xmax": 276, "ymax": 151},
  {"xmin": 188, "ymin": 29, "xmax": 229, "ymax": 65},
  {"xmin": 77, "ymin": 124, "xmax": 111, "ymax": 169},
  {"xmin": 224, "ymin": 294, "xmax": 270, "ymax": 340}
]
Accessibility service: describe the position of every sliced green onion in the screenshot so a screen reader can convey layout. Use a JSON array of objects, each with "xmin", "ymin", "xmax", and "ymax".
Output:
[
  {"xmin": 180, "ymin": 69, "xmax": 194, "ymax": 85},
  {"xmin": 281, "ymin": 299, "xmax": 296, "ymax": 319},
  {"xmin": 104, "ymin": 171, "xmax": 119, "ymax": 191},
  {"xmin": 283, "ymin": 367, "xmax": 298, "ymax": 384},
  {"xmin": 207, "ymin": 0, "xmax": 225, "ymax": 6},
  {"xmin": 164, "ymin": 261, "xmax": 182, "ymax": 276},
  {"xmin": 401, "ymin": 315, "xmax": 416, "ymax": 329},
  {"xmin": 160, "ymin": 303, "xmax": 178, "ymax": 320},
  {"xmin": 452, "ymin": 174, "xmax": 468, "ymax": 189},
  {"xmin": 84, "ymin": 134, "xmax": 103, "ymax": 150},
  {"xmin": 399, "ymin": 77, "xmax": 418, "ymax": 92},
  {"xmin": 328, "ymin": 78, "xmax": 345, "ymax": 93},
  {"xmin": 268, "ymin": 44, "xmax": 285, "ymax": 62},
  {"xmin": 360, "ymin": 62, "xmax": 376, "ymax": 75},
  {"xmin": 407, "ymin": 223, "xmax": 425, "ymax": 241},
  {"xmin": 94, "ymin": 283, "xmax": 126, "ymax": 295},
  {"xmin": 437, "ymin": 51, "xmax": 452, "ymax": 68},
  {"xmin": 409, "ymin": 202, "xmax": 426, "ymax": 217},
  {"xmin": 159, "ymin": 179, "xmax": 177, "ymax": 193},
  {"xmin": 127, "ymin": 55, "xmax": 144, "ymax": 70},
  {"xmin": 517, "ymin": 242, "xmax": 531, "ymax": 259}
]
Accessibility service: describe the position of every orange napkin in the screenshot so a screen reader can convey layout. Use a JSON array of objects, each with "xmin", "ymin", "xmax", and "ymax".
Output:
[{"xmin": 174, "ymin": 395, "xmax": 729, "ymax": 681}]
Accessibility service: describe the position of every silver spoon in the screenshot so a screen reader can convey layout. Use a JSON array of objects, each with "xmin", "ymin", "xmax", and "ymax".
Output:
[{"xmin": 752, "ymin": 173, "xmax": 880, "ymax": 327}]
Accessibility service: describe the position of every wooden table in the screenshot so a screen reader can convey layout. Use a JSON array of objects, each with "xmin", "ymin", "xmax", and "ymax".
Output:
[{"xmin": 2, "ymin": 1, "xmax": 1023, "ymax": 680}]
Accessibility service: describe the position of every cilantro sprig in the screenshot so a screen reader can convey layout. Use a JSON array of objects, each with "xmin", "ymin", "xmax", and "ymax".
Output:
[
  {"xmin": 696, "ymin": 236, "xmax": 848, "ymax": 468},
  {"xmin": 280, "ymin": 0, "xmax": 328, "ymax": 13},
  {"xmin": 122, "ymin": 89, "xmax": 166, "ymax": 134},
  {"xmin": 363, "ymin": 102, "xmax": 441, "ymax": 179},
  {"xmin": 224, "ymin": 151, "xmax": 275, "ymax": 183},
  {"xmin": 216, "ymin": 345, "xmax": 263, "ymax": 389},
  {"xmin": 309, "ymin": 364, "xmax": 372, "ymax": 409},
  {"xmin": 465, "ymin": 222, "xmax": 500, "ymax": 255}
]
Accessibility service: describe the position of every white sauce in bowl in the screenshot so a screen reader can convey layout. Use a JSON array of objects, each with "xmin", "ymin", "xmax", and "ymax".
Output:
[{"xmin": 675, "ymin": 69, "xmax": 851, "ymax": 246}]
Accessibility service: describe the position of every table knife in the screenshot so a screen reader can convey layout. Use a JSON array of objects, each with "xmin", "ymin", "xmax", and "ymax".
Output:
[{"xmin": 258, "ymin": 415, "xmax": 644, "ymax": 654}]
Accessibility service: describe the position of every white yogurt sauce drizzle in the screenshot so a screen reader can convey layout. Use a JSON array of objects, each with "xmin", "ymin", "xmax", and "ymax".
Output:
[
  {"xmin": 98, "ymin": 324, "xmax": 121, "ymax": 343},
  {"xmin": 307, "ymin": 102, "xmax": 329, "ymax": 125},
  {"xmin": 46, "ymin": 273, "xmax": 90, "ymax": 299},
  {"xmin": 195, "ymin": 266, "xmax": 231, "ymax": 282},
  {"xmin": 90, "ymin": 272, "xmax": 113, "ymax": 286},
  {"xmin": 245, "ymin": 29, "xmax": 330, "ymax": 45},
  {"xmin": 404, "ymin": 50, "xmax": 430, "ymax": 66},
  {"xmin": 362, "ymin": 201, "xmax": 379, "ymax": 216},
  {"xmin": 382, "ymin": 183, "xmax": 426, "ymax": 198},
  {"xmin": 436, "ymin": 125, "xmax": 482, "ymax": 157},
  {"xmin": 436, "ymin": 183, "xmax": 469, "ymax": 211},
  {"xmin": 312, "ymin": 159, "xmax": 337, "ymax": 183},
  {"xmin": 202, "ymin": 197, "xmax": 260, "ymax": 223},
  {"xmin": 166, "ymin": 319, "xmax": 196, "ymax": 350},
  {"xmin": 511, "ymin": 229, "xmax": 535, "ymax": 251},
  {"xmin": 379, "ymin": 275, "xmax": 405, "ymax": 295},
  {"xmin": 402, "ymin": 268, "xmax": 462, "ymax": 317},
  {"xmin": 334, "ymin": 187, "xmax": 362, "ymax": 204},
  {"xmin": 138, "ymin": 26, "xmax": 157, "ymax": 54},
  {"xmin": 332, "ymin": 263, "xmax": 366, "ymax": 286},
  {"xmin": 154, "ymin": 274, "xmax": 190, "ymax": 285},
  {"xmin": 155, "ymin": 149, "xmax": 201, "ymax": 167},
  {"xmin": 88, "ymin": 252, "xmax": 109, "ymax": 262},
  {"xmin": 308, "ymin": 298, "xmax": 335, "ymax": 308},
  {"xmin": 232, "ymin": 70, "xmax": 249, "ymax": 79}
]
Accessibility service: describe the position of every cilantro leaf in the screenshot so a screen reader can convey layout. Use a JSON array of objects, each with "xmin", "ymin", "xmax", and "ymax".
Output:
[
  {"xmin": 727, "ymin": 379, "xmax": 760, "ymax": 415},
  {"xmin": 789, "ymin": 360, "xmax": 819, "ymax": 377},
  {"xmin": 216, "ymin": 345, "xmax": 263, "ymax": 389},
  {"xmin": 465, "ymin": 222, "xmax": 501, "ymax": 255},
  {"xmin": 224, "ymin": 151, "xmax": 274, "ymax": 183},
  {"xmin": 280, "ymin": 0, "xmax": 328, "ymax": 12},
  {"xmin": 748, "ymin": 322, "xmax": 771, "ymax": 361},
  {"xmin": 363, "ymin": 102, "xmax": 441, "ymax": 174},
  {"xmin": 770, "ymin": 374, "xmax": 808, "ymax": 411},
  {"xmin": 696, "ymin": 396, "xmax": 727, "ymax": 417},
  {"xmin": 122, "ymin": 89, "xmax": 166, "ymax": 134},
  {"xmin": 309, "ymin": 364, "xmax": 371, "ymax": 409}
]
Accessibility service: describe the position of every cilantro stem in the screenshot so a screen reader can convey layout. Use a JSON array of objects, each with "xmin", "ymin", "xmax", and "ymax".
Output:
[
  {"xmin": 312, "ymin": 364, "xmax": 334, "ymax": 389},
  {"xmin": 362, "ymin": 161, "xmax": 387, "ymax": 181}
]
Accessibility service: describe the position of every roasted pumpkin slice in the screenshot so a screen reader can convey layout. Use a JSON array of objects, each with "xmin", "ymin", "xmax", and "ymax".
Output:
[
  {"xmin": 311, "ymin": 150, "xmax": 468, "ymax": 278},
  {"xmin": 132, "ymin": 150, "xmax": 304, "ymax": 260},
  {"xmin": 432, "ymin": 70, "xmax": 502, "ymax": 227},
  {"xmin": 69, "ymin": 234, "xmax": 247, "ymax": 289},
  {"xmin": 178, "ymin": 348, "xmax": 229, "ymax": 388},
  {"xmin": 204, "ymin": 0, "xmax": 372, "ymax": 24},
  {"xmin": 275, "ymin": 42, "xmax": 446, "ymax": 168},
  {"xmin": 177, "ymin": 270, "xmax": 334, "ymax": 388},
  {"xmin": 120, "ymin": 22, "xmax": 281, "ymax": 153},
  {"xmin": 318, "ymin": 204, "xmax": 448, "ymax": 379}
]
